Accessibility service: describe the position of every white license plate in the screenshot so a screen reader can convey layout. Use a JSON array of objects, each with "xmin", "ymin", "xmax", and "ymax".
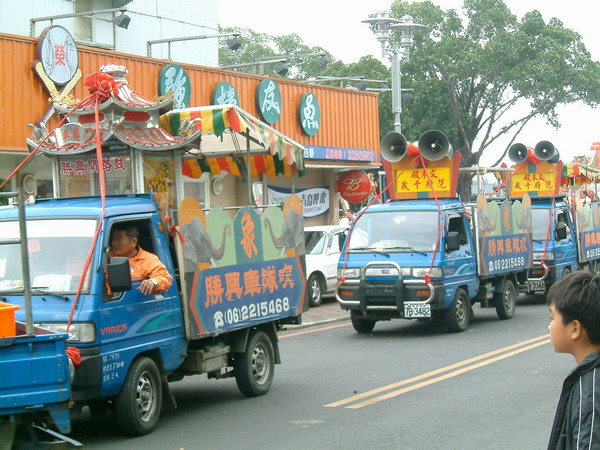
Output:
[
  {"xmin": 527, "ymin": 280, "xmax": 546, "ymax": 291},
  {"xmin": 404, "ymin": 302, "xmax": 431, "ymax": 318}
]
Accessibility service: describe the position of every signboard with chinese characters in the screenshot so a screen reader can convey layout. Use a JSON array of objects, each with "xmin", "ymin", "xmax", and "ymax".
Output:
[
  {"xmin": 510, "ymin": 161, "xmax": 562, "ymax": 197},
  {"xmin": 256, "ymin": 79, "xmax": 282, "ymax": 124},
  {"xmin": 383, "ymin": 154, "xmax": 462, "ymax": 200},
  {"xmin": 211, "ymin": 81, "xmax": 239, "ymax": 106},
  {"xmin": 304, "ymin": 145, "xmax": 376, "ymax": 162},
  {"xmin": 298, "ymin": 93, "xmax": 320, "ymax": 135},
  {"xmin": 575, "ymin": 198, "xmax": 600, "ymax": 263},
  {"xmin": 158, "ymin": 63, "xmax": 191, "ymax": 109},
  {"xmin": 476, "ymin": 194, "xmax": 533, "ymax": 276},
  {"xmin": 178, "ymin": 195, "xmax": 307, "ymax": 338},
  {"xmin": 36, "ymin": 25, "xmax": 79, "ymax": 86},
  {"xmin": 267, "ymin": 185, "xmax": 329, "ymax": 217}
]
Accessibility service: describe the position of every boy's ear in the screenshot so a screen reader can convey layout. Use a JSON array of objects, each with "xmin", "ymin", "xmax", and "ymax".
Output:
[{"xmin": 570, "ymin": 320, "xmax": 585, "ymax": 341}]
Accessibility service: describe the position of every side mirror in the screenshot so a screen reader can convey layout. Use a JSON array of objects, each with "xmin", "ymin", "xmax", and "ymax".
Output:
[
  {"xmin": 446, "ymin": 231, "xmax": 461, "ymax": 253},
  {"xmin": 555, "ymin": 224, "xmax": 567, "ymax": 241},
  {"xmin": 107, "ymin": 256, "xmax": 132, "ymax": 292}
]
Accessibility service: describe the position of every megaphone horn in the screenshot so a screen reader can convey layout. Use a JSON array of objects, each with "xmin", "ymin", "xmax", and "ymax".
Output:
[
  {"xmin": 508, "ymin": 143, "xmax": 529, "ymax": 164},
  {"xmin": 418, "ymin": 130, "xmax": 452, "ymax": 161},
  {"xmin": 534, "ymin": 140, "xmax": 556, "ymax": 162},
  {"xmin": 548, "ymin": 148, "xmax": 560, "ymax": 164},
  {"xmin": 380, "ymin": 131, "xmax": 409, "ymax": 162}
]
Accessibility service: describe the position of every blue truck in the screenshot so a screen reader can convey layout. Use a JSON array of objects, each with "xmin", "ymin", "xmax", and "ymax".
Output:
[
  {"xmin": 0, "ymin": 192, "xmax": 307, "ymax": 440},
  {"xmin": 525, "ymin": 196, "xmax": 578, "ymax": 293},
  {"xmin": 335, "ymin": 193, "xmax": 533, "ymax": 333}
]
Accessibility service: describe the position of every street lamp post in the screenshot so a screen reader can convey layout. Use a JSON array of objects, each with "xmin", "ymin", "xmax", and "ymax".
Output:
[{"xmin": 363, "ymin": 11, "xmax": 426, "ymax": 134}]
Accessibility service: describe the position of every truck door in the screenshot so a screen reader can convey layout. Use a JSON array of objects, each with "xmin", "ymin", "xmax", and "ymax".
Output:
[
  {"xmin": 98, "ymin": 217, "xmax": 181, "ymax": 396},
  {"xmin": 554, "ymin": 208, "xmax": 577, "ymax": 276},
  {"xmin": 444, "ymin": 213, "xmax": 477, "ymax": 300}
]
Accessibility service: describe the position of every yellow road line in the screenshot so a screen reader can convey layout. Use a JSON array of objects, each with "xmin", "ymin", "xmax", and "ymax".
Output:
[{"xmin": 325, "ymin": 333, "xmax": 550, "ymax": 408}]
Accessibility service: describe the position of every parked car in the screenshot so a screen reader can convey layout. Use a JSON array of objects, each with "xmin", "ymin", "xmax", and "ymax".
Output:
[{"xmin": 304, "ymin": 225, "xmax": 348, "ymax": 307}]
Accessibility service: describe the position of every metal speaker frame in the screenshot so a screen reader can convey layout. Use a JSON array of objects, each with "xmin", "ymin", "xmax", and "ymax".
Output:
[
  {"xmin": 418, "ymin": 130, "xmax": 452, "ymax": 161},
  {"xmin": 380, "ymin": 131, "xmax": 409, "ymax": 162},
  {"xmin": 508, "ymin": 143, "xmax": 529, "ymax": 164}
]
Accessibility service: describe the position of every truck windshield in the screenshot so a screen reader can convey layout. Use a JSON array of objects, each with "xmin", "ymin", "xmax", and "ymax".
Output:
[
  {"xmin": 531, "ymin": 208, "xmax": 552, "ymax": 241},
  {"xmin": 0, "ymin": 219, "xmax": 97, "ymax": 293},
  {"xmin": 348, "ymin": 210, "xmax": 440, "ymax": 252}
]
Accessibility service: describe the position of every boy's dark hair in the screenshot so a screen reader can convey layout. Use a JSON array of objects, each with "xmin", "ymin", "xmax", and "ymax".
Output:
[{"xmin": 547, "ymin": 270, "xmax": 600, "ymax": 344}]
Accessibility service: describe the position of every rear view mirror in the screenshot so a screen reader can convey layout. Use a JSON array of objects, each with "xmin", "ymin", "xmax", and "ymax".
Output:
[
  {"xmin": 446, "ymin": 231, "xmax": 461, "ymax": 253},
  {"xmin": 107, "ymin": 256, "xmax": 132, "ymax": 292},
  {"xmin": 555, "ymin": 224, "xmax": 567, "ymax": 241}
]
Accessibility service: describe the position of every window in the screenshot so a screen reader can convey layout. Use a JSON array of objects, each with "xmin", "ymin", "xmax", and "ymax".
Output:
[{"xmin": 448, "ymin": 215, "xmax": 468, "ymax": 246}]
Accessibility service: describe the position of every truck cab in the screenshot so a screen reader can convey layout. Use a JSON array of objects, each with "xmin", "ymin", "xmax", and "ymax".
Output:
[{"xmin": 527, "ymin": 197, "xmax": 578, "ymax": 292}]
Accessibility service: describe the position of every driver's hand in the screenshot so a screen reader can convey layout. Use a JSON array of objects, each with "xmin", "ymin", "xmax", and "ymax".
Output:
[{"xmin": 138, "ymin": 279, "xmax": 156, "ymax": 295}]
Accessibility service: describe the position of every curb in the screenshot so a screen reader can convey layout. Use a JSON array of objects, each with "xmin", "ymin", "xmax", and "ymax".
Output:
[{"xmin": 284, "ymin": 314, "xmax": 350, "ymax": 330}]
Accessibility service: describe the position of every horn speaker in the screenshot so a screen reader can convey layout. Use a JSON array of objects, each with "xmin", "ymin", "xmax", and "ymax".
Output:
[
  {"xmin": 418, "ymin": 130, "xmax": 452, "ymax": 161},
  {"xmin": 380, "ymin": 132, "xmax": 409, "ymax": 162},
  {"xmin": 508, "ymin": 143, "xmax": 529, "ymax": 164},
  {"xmin": 535, "ymin": 140, "xmax": 559, "ymax": 163}
]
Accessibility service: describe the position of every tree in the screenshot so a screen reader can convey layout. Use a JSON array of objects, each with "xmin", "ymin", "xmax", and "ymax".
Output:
[
  {"xmin": 218, "ymin": 27, "xmax": 394, "ymax": 136},
  {"xmin": 387, "ymin": 0, "xmax": 600, "ymax": 195}
]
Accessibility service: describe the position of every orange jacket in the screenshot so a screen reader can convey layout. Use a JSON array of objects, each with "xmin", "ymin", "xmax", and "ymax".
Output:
[{"xmin": 109, "ymin": 247, "xmax": 172, "ymax": 294}]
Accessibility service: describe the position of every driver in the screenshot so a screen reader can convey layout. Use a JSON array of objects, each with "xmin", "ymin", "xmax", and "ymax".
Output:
[{"xmin": 109, "ymin": 224, "xmax": 172, "ymax": 295}]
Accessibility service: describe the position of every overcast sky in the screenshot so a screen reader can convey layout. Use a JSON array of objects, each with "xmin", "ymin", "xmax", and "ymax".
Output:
[{"xmin": 219, "ymin": 0, "xmax": 600, "ymax": 165}]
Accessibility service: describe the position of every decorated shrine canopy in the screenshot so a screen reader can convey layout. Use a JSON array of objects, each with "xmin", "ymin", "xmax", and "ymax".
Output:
[
  {"xmin": 562, "ymin": 162, "xmax": 600, "ymax": 185},
  {"xmin": 160, "ymin": 105, "xmax": 306, "ymax": 179}
]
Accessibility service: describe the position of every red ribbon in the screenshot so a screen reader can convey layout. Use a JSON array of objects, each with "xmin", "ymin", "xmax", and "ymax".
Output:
[
  {"xmin": 169, "ymin": 225, "xmax": 186, "ymax": 243},
  {"xmin": 66, "ymin": 346, "xmax": 82, "ymax": 366}
]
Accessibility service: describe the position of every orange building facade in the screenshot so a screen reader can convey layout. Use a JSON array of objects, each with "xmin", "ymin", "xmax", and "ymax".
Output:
[{"xmin": 0, "ymin": 32, "xmax": 381, "ymax": 225}]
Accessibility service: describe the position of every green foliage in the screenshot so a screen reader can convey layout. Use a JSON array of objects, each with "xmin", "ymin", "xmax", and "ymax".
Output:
[
  {"xmin": 390, "ymin": 0, "xmax": 600, "ymax": 166},
  {"xmin": 0, "ymin": 179, "xmax": 7, "ymax": 206}
]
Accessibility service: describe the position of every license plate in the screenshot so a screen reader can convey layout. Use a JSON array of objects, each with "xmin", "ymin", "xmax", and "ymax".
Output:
[
  {"xmin": 527, "ymin": 280, "xmax": 545, "ymax": 291},
  {"xmin": 404, "ymin": 302, "xmax": 431, "ymax": 318}
]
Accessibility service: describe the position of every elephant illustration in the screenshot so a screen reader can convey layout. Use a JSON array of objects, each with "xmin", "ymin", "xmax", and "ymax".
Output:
[
  {"xmin": 181, "ymin": 217, "xmax": 232, "ymax": 271},
  {"xmin": 515, "ymin": 196, "xmax": 532, "ymax": 234},
  {"xmin": 264, "ymin": 210, "xmax": 305, "ymax": 256}
]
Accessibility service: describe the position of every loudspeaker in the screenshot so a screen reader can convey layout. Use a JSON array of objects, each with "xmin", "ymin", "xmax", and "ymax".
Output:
[
  {"xmin": 418, "ymin": 130, "xmax": 452, "ymax": 161},
  {"xmin": 508, "ymin": 143, "xmax": 529, "ymax": 163},
  {"xmin": 380, "ymin": 132, "xmax": 409, "ymax": 162},
  {"xmin": 535, "ymin": 140, "xmax": 559, "ymax": 163}
]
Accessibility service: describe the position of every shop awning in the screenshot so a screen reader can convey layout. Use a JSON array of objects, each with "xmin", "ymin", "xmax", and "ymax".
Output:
[{"xmin": 160, "ymin": 105, "xmax": 306, "ymax": 179}]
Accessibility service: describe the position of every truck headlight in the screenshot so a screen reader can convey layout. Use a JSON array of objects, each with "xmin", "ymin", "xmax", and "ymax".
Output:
[
  {"xmin": 410, "ymin": 267, "xmax": 443, "ymax": 279},
  {"xmin": 338, "ymin": 268, "xmax": 361, "ymax": 279},
  {"xmin": 533, "ymin": 251, "xmax": 554, "ymax": 261},
  {"xmin": 38, "ymin": 322, "xmax": 96, "ymax": 343}
]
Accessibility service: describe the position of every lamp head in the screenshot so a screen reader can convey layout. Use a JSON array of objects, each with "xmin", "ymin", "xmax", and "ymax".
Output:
[
  {"xmin": 226, "ymin": 37, "xmax": 242, "ymax": 51},
  {"xmin": 273, "ymin": 62, "xmax": 289, "ymax": 76},
  {"xmin": 113, "ymin": 11, "xmax": 131, "ymax": 29}
]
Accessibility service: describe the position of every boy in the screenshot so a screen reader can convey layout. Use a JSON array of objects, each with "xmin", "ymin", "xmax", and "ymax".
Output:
[{"xmin": 547, "ymin": 270, "xmax": 600, "ymax": 449}]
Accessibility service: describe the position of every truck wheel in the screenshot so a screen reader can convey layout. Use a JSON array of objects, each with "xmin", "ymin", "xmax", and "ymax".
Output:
[
  {"xmin": 115, "ymin": 356, "xmax": 162, "ymax": 436},
  {"xmin": 350, "ymin": 311, "xmax": 376, "ymax": 333},
  {"xmin": 307, "ymin": 274, "xmax": 324, "ymax": 307},
  {"xmin": 234, "ymin": 331, "xmax": 274, "ymax": 397},
  {"xmin": 495, "ymin": 278, "xmax": 516, "ymax": 320},
  {"xmin": 445, "ymin": 288, "xmax": 470, "ymax": 332}
]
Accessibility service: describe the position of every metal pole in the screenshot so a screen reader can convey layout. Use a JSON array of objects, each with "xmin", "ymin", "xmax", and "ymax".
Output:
[
  {"xmin": 391, "ymin": 43, "xmax": 402, "ymax": 133},
  {"xmin": 17, "ymin": 188, "xmax": 33, "ymax": 335}
]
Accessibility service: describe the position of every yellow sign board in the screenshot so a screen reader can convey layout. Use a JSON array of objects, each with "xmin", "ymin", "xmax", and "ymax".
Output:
[
  {"xmin": 510, "ymin": 161, "xmax": 561, "ymax": 197},
  {"xmin": 394, "ymin": 167, "xmax": 451, "ymax": 194}
]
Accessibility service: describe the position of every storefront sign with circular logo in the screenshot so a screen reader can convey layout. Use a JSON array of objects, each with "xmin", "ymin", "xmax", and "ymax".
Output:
[
  {"xmin": 256, "ymin": 79, "xmax": 282, "ymax": 124},
  {"xmin": 298, "ymin": 93, "xmax": 320, "ymax": 136},
  {"xmin": 37, "ymin": 25, "xmax": 79, "ymax": 86},
  {"xmin": 337, "ymin": 170, "xmax": 372, "ymax": 204},
  {"xmin": 212, "ymin": 81, "xmax": 240, "ymax": 106},
  {"xmin": 158, "ymin": 64, "xmax": 191, "ymax": 109}
]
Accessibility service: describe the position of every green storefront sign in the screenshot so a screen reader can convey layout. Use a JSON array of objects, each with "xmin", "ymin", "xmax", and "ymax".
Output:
[
  {"xmin": 158, "ymin": 63, "xmax": 191, "ymax": 109},
  {"xmin": 212, "ymin": 81, "xmax": 240, "ymax": 106},
  {"xmin": 298, "ymin": 93, "xmax": 320, "ymax": 135},
  {"xmin": 256, "ymin": 79, "xmax": 282, "ymax": 124}
]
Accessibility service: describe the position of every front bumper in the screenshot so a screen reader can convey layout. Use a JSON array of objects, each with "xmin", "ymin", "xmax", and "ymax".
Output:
[{"xmin": 336, "ymin": 263, "xmax": 443, "ymax": 319}]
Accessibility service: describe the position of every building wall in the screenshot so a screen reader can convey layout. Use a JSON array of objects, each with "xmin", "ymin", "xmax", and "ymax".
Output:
[
  {"xmin": 0, "ymin": 33, "xmax": 381, "ymax": 159},
  {"xmin": 1, "ymin": 0, "xmax": 219, "ymax": 66}
]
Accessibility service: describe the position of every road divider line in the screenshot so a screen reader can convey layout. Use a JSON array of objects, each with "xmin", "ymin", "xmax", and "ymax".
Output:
[
  {"xmin": 325, "ymin": 334, "xmax": 550, "ymax": 408},
  {"xmin": 346, "ymin": 339, "xmax": 549, "ymax": 408}
]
